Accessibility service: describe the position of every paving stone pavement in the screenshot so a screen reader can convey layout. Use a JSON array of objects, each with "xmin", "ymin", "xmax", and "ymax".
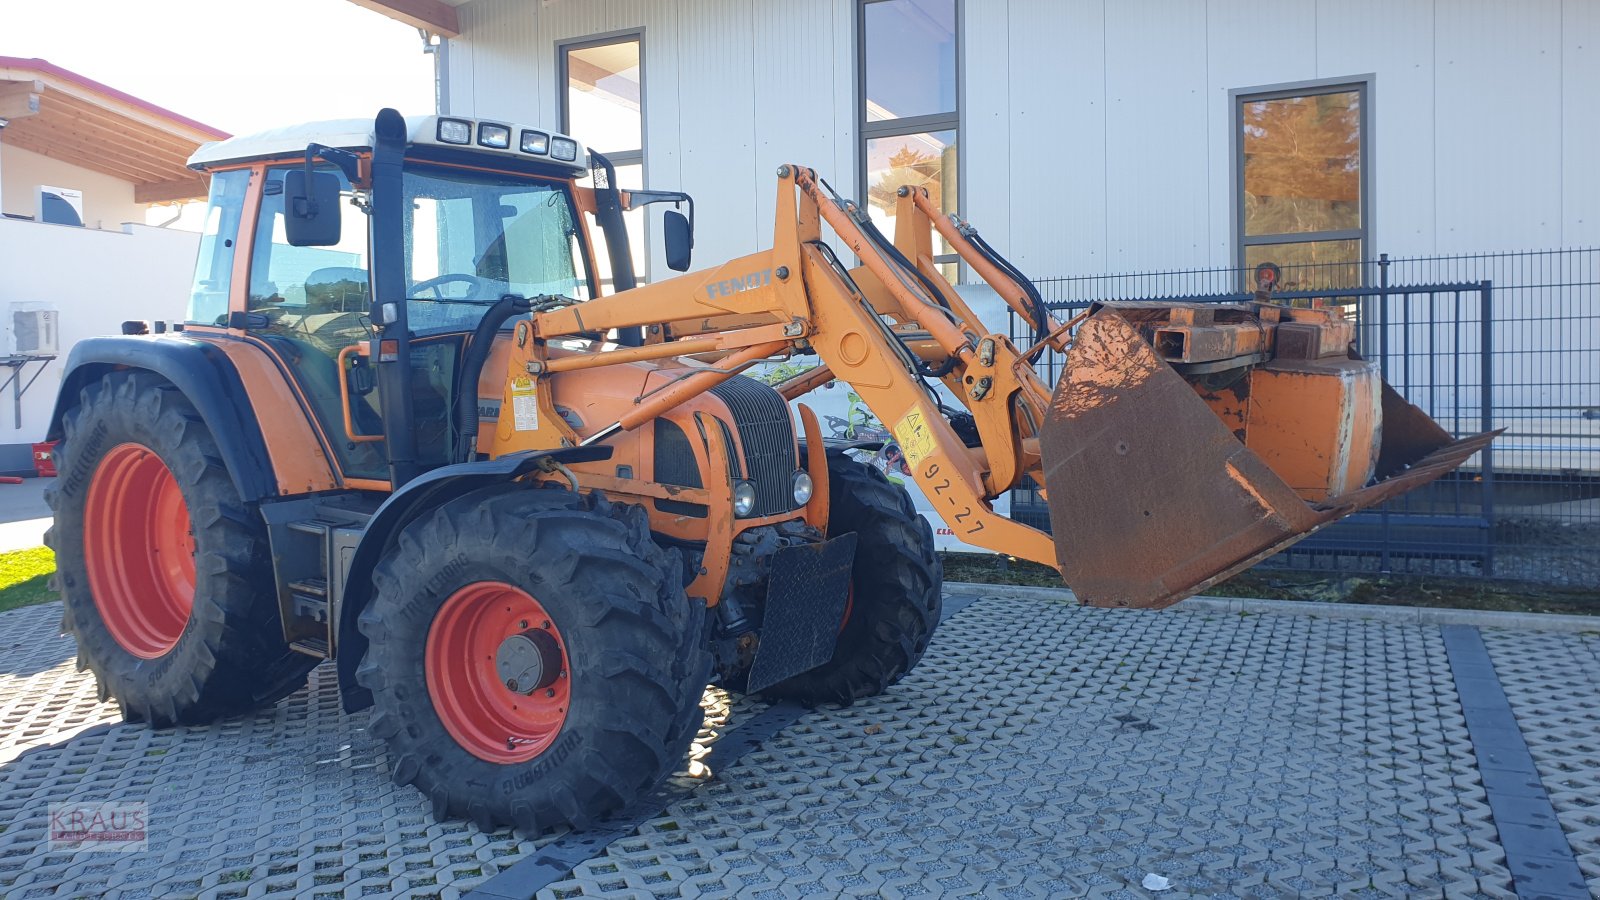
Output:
[
  {"xmin": 1481, "ymin": 629, "xmax": 1600, "ymax": 897},
  {"xmin": 0, "ymin": 589, "xmax": 1594, "ymax": 899}
]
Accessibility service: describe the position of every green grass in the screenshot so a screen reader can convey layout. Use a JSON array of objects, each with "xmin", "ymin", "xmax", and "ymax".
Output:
[
  {"xmin": 0, "ymin": 546, "xmax": 58, "ymax": 613},
  {"xmin": 938, "ymin": 551, "xmax": 1600, "ymax": 616}
]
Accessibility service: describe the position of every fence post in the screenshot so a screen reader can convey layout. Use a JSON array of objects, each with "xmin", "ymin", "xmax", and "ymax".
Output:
[
  {"xmin": 1378, "ymin": 255, "xmax": 1391, "ymax": 574},
  {"xmin": 1479, "ymin": 280, "xmax": 1496, "ymax": 577}
]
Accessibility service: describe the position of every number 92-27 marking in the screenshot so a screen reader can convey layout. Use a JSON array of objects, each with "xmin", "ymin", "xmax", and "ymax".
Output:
[{"xmin": 921, "ymin": 462, "xmax": 985, "ymax": 535}]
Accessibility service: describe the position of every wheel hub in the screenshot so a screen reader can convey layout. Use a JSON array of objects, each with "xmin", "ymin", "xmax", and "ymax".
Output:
[
  {"xmin": 425, "ymin": 581, "xmax": 570, "ymax": 764},
  {"xmin": 496, "ymin": 629, "xmax": 562, "ymax": 695}
]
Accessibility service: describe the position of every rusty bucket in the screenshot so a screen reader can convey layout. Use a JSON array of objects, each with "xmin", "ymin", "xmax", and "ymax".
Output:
[{"xmin": 1037, "ymin": 302, "xmax": 1499, "ymax": 610}]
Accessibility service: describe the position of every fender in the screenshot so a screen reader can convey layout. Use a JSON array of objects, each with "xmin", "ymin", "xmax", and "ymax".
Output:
[
  {"xmin": 48, "ymin": 335, "xmax": 277, "ymax": 502},
  {"xmin": 335, "ymin": 445, "xmax": 613, "ymax": 711}
]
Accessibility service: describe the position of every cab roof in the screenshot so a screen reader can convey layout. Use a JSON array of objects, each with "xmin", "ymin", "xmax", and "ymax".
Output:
[{"xmin": 186, "ymin": 114, "xmax": 589, "ymax": 173}]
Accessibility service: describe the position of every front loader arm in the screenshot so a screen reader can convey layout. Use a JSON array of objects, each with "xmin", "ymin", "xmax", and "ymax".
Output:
[{"xmin": 527, "ymin": 164, "xmax": 1059, "ymax": 565}]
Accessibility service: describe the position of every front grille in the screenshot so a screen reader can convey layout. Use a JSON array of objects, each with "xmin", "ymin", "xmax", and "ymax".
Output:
[
  {"xmin": 710, "ymin": 376, "xmax": 797, "ymax": 517},
  {"xmin": 653, "ymin": 418, "xmax": 706, "ymax": 518}
]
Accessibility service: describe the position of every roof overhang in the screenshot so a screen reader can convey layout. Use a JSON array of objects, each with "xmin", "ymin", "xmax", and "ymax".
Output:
[
  {"xmin": 0, "ymin": 57, "xmax": 230, "ymax": 204},
  {"xmin": 344, "ymin": 0, "xmax": 464, "ymax": 37}
]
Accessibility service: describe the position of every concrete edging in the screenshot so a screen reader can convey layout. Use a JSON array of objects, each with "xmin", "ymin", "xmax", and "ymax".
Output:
[{"xmin": 943, "ymin": 580, "xmax": 1600, "ymax": 633}]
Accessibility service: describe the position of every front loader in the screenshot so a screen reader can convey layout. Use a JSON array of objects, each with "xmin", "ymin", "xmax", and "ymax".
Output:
[{"xmin": 44, "ymin": 109, "xmax": 1494, "ymax": 832}]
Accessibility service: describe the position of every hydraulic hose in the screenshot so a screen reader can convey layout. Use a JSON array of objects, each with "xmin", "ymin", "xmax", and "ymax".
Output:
[
  {"xmin": 856, "ymin": 212, "xmax": 956, "ymax": 316},
  {"xmin": 454, "ymin": 294, "xmax": 534, "ymax": 463},
  {"xmin": 964, "ymin": 228, "xmax": 1052, "ymax": 345}
]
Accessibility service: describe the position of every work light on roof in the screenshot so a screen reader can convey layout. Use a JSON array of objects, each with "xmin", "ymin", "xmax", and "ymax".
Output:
[
  {"xmin": 550, "ymin": 137, "xmax": 579, "ymax": 162},
  {"xmin": 437, "ymin": 118, "xmax": 472, "ymax": 145},
  {"xmin": 478, "ymin": 123, "xmax": 512, "ymax": 149},
  {"xmin": 520, "ymin": 130, "xmax": 550, "ymax": 155}
]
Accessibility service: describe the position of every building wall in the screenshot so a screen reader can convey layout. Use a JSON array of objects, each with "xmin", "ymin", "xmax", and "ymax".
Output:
[
  {"xmin": 0, "ymin": 218, "xmax": 196, "ymax": 472},
  {"xmin": 444, "ymin": 0, "xmax": 858, "ymax": 277},
  {"xmin": 442, "ymin": 0, "xmax": 1599, "ymax": 280},
  {"xmin": 0, "ymin": 144, "xmax": 145, "ymax": 230}
]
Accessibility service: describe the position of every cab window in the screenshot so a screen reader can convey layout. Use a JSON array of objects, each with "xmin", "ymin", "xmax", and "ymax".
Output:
[{"xmin": 186, "ymin": 168, "xmax": 250, "ymax": 326}]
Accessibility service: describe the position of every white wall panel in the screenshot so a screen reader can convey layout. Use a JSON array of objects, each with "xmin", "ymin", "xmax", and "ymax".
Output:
[
  {"xmin": 1104, "ymin": 0, "xmax": 1210, "ymax": 270},
  {"xmin": 1003, "ymin": 0, "xmax": 1108, "ymax": 274},
  {"xmin": 959, "ymin": 0, "xmax": 1010, "ymax": 252},
  {"xmin": 1562, "ymin": 0, "xmax": 1599, "ymax": 249},
  {"xmin": 752, "ymin": 0, "xmax": 849, "ymax": 247},
  {"xmin": 670, "ymin": 0, "xmax": 758, "ymax": 259},
  {"xmin": 1433, "ymin": 0, "xmax": 1563, "ymax": 253}
]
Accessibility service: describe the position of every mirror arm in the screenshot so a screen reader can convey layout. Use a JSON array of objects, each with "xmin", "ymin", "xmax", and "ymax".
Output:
[
  {"xmin": 624, "ymin": 190, "xmax": 695, "ymax": 249},
  {"xmin": 300, "ymin": 144, "xmax": 363, "ymax": 216}
]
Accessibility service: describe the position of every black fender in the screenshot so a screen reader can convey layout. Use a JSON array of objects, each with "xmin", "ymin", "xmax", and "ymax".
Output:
[
  {"xmin": 48, "ymin": 335, "xmax": 278, "ymax": 502},
  {"xmin": 335, "ymin": 445, "xmax": 613, "ymax": 712}
]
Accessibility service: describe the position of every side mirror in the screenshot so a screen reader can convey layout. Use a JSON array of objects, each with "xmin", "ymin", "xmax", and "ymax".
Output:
[
  {"xmin": 285, "ymin": 169, "xmax": 342, "ymax": 247},
  {"xmin": 664, "ymin": 209, "xmax": 693, "ymax": 272}
]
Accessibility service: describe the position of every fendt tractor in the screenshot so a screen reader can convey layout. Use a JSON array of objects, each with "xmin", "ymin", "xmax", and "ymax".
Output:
[{"xmin": 46, "ymin": 109, "xmax": 1494, "ymax": 831}]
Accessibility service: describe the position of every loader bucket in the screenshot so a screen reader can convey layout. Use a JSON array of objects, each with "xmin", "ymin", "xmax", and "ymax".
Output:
[{"xmin": 1037, "ymin": 302, "xmax": 1499, "ymax": 610}]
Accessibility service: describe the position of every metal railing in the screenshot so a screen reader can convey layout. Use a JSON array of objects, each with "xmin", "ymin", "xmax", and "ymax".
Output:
[{"xmin": 1008, "ymin": 248, "xmax": 1599, "ymax": 587}]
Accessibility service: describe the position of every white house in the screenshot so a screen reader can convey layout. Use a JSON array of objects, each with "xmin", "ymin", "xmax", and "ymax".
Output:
[
  {"xmin": 0, "ymin": 57, "xmax": 226, "ymax": 473},
  {"xmin": 351, "ymin": 0, "xmax": 1598, "ymax": 282}
]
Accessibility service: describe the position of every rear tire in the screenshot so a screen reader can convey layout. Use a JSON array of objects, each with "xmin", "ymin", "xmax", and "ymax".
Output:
[
  {"xmin": 764, "ymin": 454, "xmax": 942, "ymax": 705},
  {"xmin": 357, "ymin": 488, "xmax": 710, "ymax": 833},
  {"xmin": 47, "ymin": 371, "xmax": 317, "ymax": 726}
]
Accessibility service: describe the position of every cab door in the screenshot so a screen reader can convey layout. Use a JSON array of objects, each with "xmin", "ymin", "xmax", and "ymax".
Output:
[{"xmin": 244, "ymin": 165, "xmax": 389, "ymax": 481}]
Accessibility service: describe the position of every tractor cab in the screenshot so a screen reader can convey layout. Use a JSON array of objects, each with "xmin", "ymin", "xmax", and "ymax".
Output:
[{"xmin": 184, "ymin": 109, "xmax": 690, "ymax": 485}]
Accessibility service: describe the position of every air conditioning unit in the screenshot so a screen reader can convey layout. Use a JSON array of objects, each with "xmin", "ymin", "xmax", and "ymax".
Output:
[
  {"xmin": 9, "ymin": 304, "xmax": 59, "ymax": 357},
  {"xmin": 37, "ymin": 185, "xmax": 84, "ymax": 227}
]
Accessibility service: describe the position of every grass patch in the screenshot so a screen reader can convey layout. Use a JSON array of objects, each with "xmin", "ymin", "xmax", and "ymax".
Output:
[
  {"xmin": 0, "ymin": 546, "xmax": 56, "ymax": 613},
  {"xmin": 939, "ymin": 551, "xmax": 1600, "ymax": 616}
]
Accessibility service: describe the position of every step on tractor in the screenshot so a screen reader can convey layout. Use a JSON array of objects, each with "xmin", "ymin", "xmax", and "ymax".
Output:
[{"xmin": 46, "ymin": 109, "xmax": 1495, "ymax": 832}]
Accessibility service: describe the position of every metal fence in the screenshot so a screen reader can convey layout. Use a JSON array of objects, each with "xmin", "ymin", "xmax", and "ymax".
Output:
[{"xmin": 1008, "ymin": 248, "xmax": 1600, "ymax": 587}]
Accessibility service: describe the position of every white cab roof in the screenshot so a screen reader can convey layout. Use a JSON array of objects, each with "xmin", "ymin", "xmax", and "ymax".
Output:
[{"xmin": 187, "ymin": 114, "xmax": 588, "ymax": 172}]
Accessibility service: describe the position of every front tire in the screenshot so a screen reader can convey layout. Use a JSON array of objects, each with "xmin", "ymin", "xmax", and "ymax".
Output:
[
  {"xmin": 47, "ymin": 371, "xmax": 317, "ymax": 726},
  {"xmin": 764, "ymin": 454, "xmax": 942, "ymax": 705},
  {"xmin": 357, "ymin": 488, "xmax": 710, "ymax": 833}
]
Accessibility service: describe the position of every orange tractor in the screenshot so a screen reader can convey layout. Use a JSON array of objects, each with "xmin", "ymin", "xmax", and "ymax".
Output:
[{"xmin": 46, "ymin": 109, "xmax": 1493, "ymax": 832}]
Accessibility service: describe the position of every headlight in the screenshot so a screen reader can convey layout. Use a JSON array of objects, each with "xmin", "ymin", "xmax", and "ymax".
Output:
[
  {"xmin": 520, "ymin": 130, "xmax": 549, "ymax": 154},
  {"xmin": 792, "ymin": 471, "xmax": 814, "ymax": 506},
  {"xmin": 732, "ymin": 480, "xmax": 757, "ymax": 517},
  {"xmin": 551, "ymin": 137, "xmax": 579, "ymax": 162},
  {"xmin": 478, "ymin": 123, "xmax": 512, "ymax": 149},
  {"xmin": 437, "ymin": 118, "xmax": 472, "ymax": 144}
]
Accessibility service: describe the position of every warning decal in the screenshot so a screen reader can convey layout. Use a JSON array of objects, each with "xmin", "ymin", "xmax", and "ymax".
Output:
[
  {"xmin": 510, "ymin": 376, "xmax": 539, "ymax": 431},
  {"xmin": 892, "ymin": 408, "xmax": 937, "ymax": 470}
]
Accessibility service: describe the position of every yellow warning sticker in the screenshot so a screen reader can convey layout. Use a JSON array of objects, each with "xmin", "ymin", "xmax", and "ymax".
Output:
[
  {"xmin": 892, "ymin": 409, "xmax": 937, "ymax": 471},
  {"xmin": 510, "ymin": 376, "xmax": 539, "ymax": 432}
]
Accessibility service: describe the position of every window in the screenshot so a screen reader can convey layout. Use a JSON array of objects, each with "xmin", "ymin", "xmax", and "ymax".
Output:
[
  {"xmin": 860, "ymin": 0, "xmax": 959, "ymax": 281},
  {"xmin": 186, "ymin": 168, "xmax": 250, "ymax": 326},
  {"xmin": 561, "ymin": 34, "xmax": 647, "ymax": 283},
  {"xmin": 402, "ymin": 163, "xmax": 590, "ymax": 330},
  {"xmin": 248, "ymin": 167, "xmax": 371, "ymax": 317},
  {"xmin": 1236, "ymin": 81, "xmax": 1368, "ymax": 288}
]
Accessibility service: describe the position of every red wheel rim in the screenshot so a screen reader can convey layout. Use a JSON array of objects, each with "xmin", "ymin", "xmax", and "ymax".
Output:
[
  {"xmin": 426, "ymin": 582, "xmax": 571, "ymax": 764},
  {"xmin": 83, "ymin": 443, "xmax": 197, "ymax": 659}
]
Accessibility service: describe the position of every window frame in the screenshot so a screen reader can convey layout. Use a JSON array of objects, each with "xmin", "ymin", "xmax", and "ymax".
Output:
[
  {"xmin": 1231, "ymin": 75, "xmax": 1374, "ymax": 274},
  {"xmin": 856, "ymin": 0, "xmax": 962, "ymax": 274},
  {"xmin": 558, "ymin": 29, "xmax": 647, "ymax": 281}
]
